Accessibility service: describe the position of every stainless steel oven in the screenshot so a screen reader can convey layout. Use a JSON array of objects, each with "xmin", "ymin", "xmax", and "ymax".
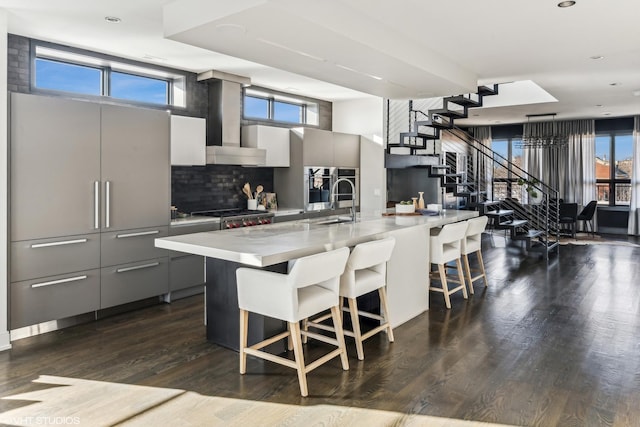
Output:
[{"xmin": 303, "ymin": 166, "xmax": 359, "ymax": 211}]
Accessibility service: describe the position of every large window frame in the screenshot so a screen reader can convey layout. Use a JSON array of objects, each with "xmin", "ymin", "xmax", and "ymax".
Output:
[
  {"xmin": 31, "ymin": 42, "xmax": 187, "ymax": 108},
  {"xmin": 491, "ymin": 137, "xmax": 524, "ymax": 200},
  {"xmin": 595, "ymin": 131, "xmax": 633, "ymax": 207},
  {"xmin": 243, "ymin": 88, "xmax": 319, "ymax": 126}
]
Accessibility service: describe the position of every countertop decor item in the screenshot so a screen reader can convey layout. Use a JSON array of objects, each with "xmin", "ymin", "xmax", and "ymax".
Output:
[
  {"xmin": 395, "ymin": 202, "xmax": 415, "ymax": 214},
  {"xmin": 418, "ymin": 192, "xmax": 425, "ymax": 209}
]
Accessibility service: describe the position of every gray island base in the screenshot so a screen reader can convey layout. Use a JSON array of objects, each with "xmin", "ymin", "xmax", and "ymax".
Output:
[{"xmin": 155, "ymin": 210, "xmax": 478, "ymax": 350}]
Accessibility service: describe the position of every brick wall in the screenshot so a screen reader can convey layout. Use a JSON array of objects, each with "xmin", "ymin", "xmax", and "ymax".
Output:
[{"xmin": 171, "ymin": 165, "xmax": 274, "ymax": 213}]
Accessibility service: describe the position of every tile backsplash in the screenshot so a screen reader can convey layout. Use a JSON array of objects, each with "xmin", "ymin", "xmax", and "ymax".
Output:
[{"xmin": 172, "ymin": 165, "xmax": 274, "ymax": 213}]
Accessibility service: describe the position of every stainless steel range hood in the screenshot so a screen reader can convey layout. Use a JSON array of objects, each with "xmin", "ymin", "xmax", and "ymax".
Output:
[{"xmin": 198, "ymin": 71, "xmax": 266, "ymax": 166}]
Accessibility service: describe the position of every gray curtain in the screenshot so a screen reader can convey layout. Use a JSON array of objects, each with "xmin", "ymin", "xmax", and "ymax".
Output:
[
  {"xmin": 523, "ymin": 119, "xmax": 595, "ymax": 208},
  {"xmin": 628, "ymin": 116, "xmax": 640, "ymax": 235}
]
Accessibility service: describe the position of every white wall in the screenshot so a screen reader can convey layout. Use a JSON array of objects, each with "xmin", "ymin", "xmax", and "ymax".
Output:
[
  {"xmin": 0, "ymin": 10, "xmax": 11, "ymax": 350},
  {"xmin": 333, "ymin": 97, "xmax": 386, "ymax": 215},
  {"xmin": 332, "ymin": 97, "xmax": 383, "ymax": 141}
]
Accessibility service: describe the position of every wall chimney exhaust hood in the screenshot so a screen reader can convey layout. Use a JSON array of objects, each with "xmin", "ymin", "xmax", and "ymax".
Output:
[{"xmin": 198, "ymin": 70, "xmax": 266, "ymax": 166}]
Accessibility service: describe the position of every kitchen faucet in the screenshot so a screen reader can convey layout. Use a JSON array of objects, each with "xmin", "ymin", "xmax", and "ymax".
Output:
[{"xmin": 330, "ymin": 178, "xmax": 357, "ymax": 222}]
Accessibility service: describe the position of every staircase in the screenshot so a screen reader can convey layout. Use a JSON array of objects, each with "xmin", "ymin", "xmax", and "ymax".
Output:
[{"xmin": 386, "ymin": 85, "xmax": 560, "ymax": 258}]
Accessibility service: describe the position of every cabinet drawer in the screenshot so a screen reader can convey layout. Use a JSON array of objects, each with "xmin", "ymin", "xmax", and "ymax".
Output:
[
  {"xmin": 101, "ymin": 226, "xmax": 169, "ymax": 267},
  {"xmin": 170, "ymin": 255, "xmax": 205, "ymax": 291},
  {"xmin": 100, "ymin": 258, "xmax": 169, "ymax": 309},
  {"xmin": 10, "ymin": 269, "xmax": 100, "ymax": 329},
  {"xmin": 168, "ymin": 222, "xmax": 219, "ymax": 258},
  {"xmin": 11, "ymin": 234, "xmax": 100, "ymax": 282}
]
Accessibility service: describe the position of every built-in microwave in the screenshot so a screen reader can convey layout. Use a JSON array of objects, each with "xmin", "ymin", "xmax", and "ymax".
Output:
[{"xmin": 303, "ymin": 166, "xmax": 359, "ymax": 211}]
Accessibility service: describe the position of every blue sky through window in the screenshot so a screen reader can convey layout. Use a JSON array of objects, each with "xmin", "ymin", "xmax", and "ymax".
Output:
[
  {"xmin": 35, "ymin": 58, "xmax": 101, "ymax": 95},
  {"xmin": 274, "ymin": 101, "xmax": 301, "ymax": 123},
  {"xmin": 111, "ymin": 72, "xmax": 168, "ymax": 105},
  {"xmin": 244, "ymin": 96, "xmax": 269, "ymax": 119}
]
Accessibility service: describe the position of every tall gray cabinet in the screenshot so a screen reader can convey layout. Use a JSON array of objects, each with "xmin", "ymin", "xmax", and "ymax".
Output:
[{"xmin": 9, "ymin": 93, "xmax": 170, "ymax": 329}]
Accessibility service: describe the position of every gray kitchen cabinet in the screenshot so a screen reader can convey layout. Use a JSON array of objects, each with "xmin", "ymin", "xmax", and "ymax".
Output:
[
  {"xmin": 333, "ymin": 132, "xmax": 360, "ymax": 167},
  {"xmin": 10, "ymin": 269, "xmax": 101, "ymax": 329},
  {"xmin": 301, "ymin": 128, "xmax": 334, "ymax": 166},
  {"xmin": 100, "ymin": 258, "xmax": 169, "ymax": 309},
  {"xmin": 101, "ymin": 104, "xmax": 170, "ymax": 231},
  {"xmin": 9, "ymin": 93, "xmax": 171, "ymax": 330},
  {"xmin": 101, "ymin": 226, "xmax": 169, "ymax": 267},
  {"xmin": 10, "ymin": 93, "xmax": 101, "ymax": 241},
  {"xmin": 10, "ymin": 234, "xmax": 101, "ymax": 283},
  {"xmin": 169, "ymin": 255, "xmax": 205, "ymax": 291}
]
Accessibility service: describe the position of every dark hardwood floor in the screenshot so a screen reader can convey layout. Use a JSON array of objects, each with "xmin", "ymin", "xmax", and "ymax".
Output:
[{"xmin": 1, "ymin": 235, "xmax": 640, "ymax": 426}]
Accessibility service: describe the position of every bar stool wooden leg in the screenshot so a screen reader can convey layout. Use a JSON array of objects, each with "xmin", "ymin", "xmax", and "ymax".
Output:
[
  {"xmin": 239, "ymin": 309, "xmax": 249, "ymax": 374},
  {"xmin": 438, "ymin": 263, "xmax": 452, "ymax": 309},
  {"xmin": 301, "ymin": 318, "xmax": 308, "ymax": 344},
  {"xmin": 289, "ymin": 321, "xmax": 308, "ymax": 397},
  {"xmin": 331, "ymin": 305, "xmax": 349, "ymax": 370},
  {"xmin": 347, "ymin": 297, "xmax": 365, "ymax": 360},
  {"xmin": 477, "ymin": 250, "xmax": 488, "ymax": 286},
  {"xmin": 462, "ymin": 254, "xmax": 474, "ymax": 295},
  {"xmin": 378, "ymin": 287, "xmax": 394, "ymax": 342},
  {"xmin": 456, "ymin": 258, "xmax": 468, "ymax": 299}
]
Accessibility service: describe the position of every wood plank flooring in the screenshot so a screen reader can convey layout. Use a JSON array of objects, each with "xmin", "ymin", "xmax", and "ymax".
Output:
[{"xmin": 1, "ymin": 234, "xmax": 640, "ymax": 426}]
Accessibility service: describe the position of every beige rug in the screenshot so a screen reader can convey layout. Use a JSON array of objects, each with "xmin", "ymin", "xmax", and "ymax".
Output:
[
  {"xmin": 0, "ymin": 376, "xmax": 516, "ymax": 427},
  {"xmin": 550, "ymin": 233, "xmax": 640, "ymax": 247}
]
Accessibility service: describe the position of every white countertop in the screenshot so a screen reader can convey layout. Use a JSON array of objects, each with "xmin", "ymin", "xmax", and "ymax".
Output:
[{"xmin": 157, "ymin": 210, "xmax": 477, "ymax": 267}]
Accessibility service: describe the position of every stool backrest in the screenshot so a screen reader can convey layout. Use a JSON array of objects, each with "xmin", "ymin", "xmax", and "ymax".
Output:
[
  {"xmin": 437, "ymin": 221, "xmax": 469, "ymax": 244},
  {"xmin": 466, "ymin": 215, "xmax": 489, "ymax": 237},
  {"xmin": 288, "ymin": 246, "xmax": 350, "ymax": 290},
  {"xmin": 462, "ymin": 216, "xmax": 488, "ymax": 254},
  {"xmin": 346, "ymin": 237, "xmax": 396, "ymax": 273}
]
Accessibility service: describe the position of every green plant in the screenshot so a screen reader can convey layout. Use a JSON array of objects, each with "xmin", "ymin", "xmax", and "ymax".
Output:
[{"xmin": 517, "ymin": 177, "xmax": 541, "ymax": 199}]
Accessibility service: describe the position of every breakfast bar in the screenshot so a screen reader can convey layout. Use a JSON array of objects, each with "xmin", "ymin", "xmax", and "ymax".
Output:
[{"xmin": 155, "ymin": 210, "xmax": 477, "ymax": 350}]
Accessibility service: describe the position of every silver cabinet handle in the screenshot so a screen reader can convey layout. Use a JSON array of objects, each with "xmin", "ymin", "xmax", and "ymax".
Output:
[
  {"xmin": 105, "ymin": 181, "xmax": 111, "ymax": 228},
  {"xmin": 116, "ymin": 262, "xmax": 160, "ymax": 273},
  {"xmin": 31, "ymin": 275, "xmax": 88, "ymax": 289},
  {"xmin": 116, "ymin": 230, "xmax": 160, "ymax": 239},
  {"xmin": 31, "ymin": 238, "xmax": 88, "ymax": 249},
  {"xmin": 94, "ymin": 181, "xmax": 100, "ymax": 229}
]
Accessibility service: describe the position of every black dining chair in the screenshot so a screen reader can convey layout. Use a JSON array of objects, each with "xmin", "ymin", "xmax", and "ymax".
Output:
[
  {"xmin": 559, "ymin": 202, "xmax": 578, "ymax": 238},
  {"xmin": 577, "ymin": 200, "xmax": 597, "ymax": 236}
]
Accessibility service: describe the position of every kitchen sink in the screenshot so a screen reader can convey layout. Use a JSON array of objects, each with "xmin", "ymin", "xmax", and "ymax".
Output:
[{"xmin": 313, "ymin": 217, "xmax": 354, "ymax": 225}]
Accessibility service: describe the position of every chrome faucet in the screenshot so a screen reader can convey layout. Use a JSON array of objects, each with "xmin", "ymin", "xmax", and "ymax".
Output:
[{"xmin": 330, "ymin": 178, "xmax": 357, "ymax": 222}]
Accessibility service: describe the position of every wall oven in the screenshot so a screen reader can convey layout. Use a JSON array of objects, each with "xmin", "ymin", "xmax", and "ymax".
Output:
[{"xmin": 303, "ymin": 166, "xmax": 359, "ymax": 212}]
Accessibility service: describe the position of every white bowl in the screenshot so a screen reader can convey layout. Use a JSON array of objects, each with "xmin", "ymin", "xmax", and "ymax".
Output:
[{"xmin": 395, "ymin": 204, "xmax": 415, "ymax": 214}]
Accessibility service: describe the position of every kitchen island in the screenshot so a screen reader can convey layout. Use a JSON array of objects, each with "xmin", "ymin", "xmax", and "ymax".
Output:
[{"xmin": 155, "ymin": 210, "xmax": 477, "ymax": 350}]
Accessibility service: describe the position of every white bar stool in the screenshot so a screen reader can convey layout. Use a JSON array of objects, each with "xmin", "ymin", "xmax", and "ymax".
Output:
[
  {"xmin": 306, "ymin": 237, "xmax": 396, "ymax": 360},
  {"xmin": 236, "ymin": 247, "xmax": 350, "ymax": 397},
  {"xmin": 429, "ymin": 221, "xmax": 469, "ymax": 309},
  {"xmin": 461, "ymin": 216, "xmax": 489, "ymax": 295}
]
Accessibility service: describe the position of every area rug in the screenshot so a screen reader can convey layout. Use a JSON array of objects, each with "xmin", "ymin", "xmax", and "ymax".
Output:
[
  {"xmin": 0, "ymin": 375, "xmax": 516, "ymax": 427},
  {"xmin": 550, "ymin": 233, "xmax": 640, "ymax": 247}
]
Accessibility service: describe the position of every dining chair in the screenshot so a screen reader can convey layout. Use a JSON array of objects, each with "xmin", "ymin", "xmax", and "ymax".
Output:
[{"xmin": 577, "ymin": 200, "xmax": 597, "ymax": 236}]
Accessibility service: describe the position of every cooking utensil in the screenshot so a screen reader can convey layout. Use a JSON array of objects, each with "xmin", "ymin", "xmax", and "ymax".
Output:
[
  {"xmin": 255, "ymin": 184, "xmax": 264, "ymax": 200},
  {"xmin": 242, "ymin": 182, "xmax": 253, "ymax": 199}
]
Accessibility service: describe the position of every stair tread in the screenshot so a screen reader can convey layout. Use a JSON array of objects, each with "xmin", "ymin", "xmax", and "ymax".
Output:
[
  {"xmin": 477, "ymin": 84, "xmax": 498, "ymax": 95},
  {"xmin": 500, "ymin": 219, "xmax": 528, "ymax": 228},
  {"xmin": 445, "ymin": 95, "xmax": 482, "ymax": 107},
  {"xmin": 479, "ymin": 201, "xmax": 501, "ymax": 206},
  {"xmin": 431, "ymin": 108, "xmax": 467, "ymax": 119},
  {"xmin": 456, "ymin": 191, "xmax": 486, "ymax": 196},
  {"xmin": 512, "ymin": 230, "xmax": 545, "ymax": 240}
]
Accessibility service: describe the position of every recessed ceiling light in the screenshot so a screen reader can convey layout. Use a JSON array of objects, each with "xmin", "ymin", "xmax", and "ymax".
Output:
[
  {"xmin": 633, "ymin": 90, "xmax": 640, "ymax": 97},
  {"xmin": 590, "ymin": 55, "xmax": 604, "ymax": 60},
  {"xmin": 494, "ymin": 120, "xmax": 501, "ymax": 124},
  {"xmin": 603, "ymin": 112, "xmax": 612, "ymax": 116},
  {"xmin": 472, "ymin": 114, "xmax": 480, "ymax": 117},
  {"xmin": 557, "ymin": 1, "xmax": 576, "ymax": 8},
  {"xmin": 595, "ymin": 104, "xmax": 603, "ymax": 107},
  {"xmin": 609, "ymin": 82, "xmax": 620, "ymax": 86},
  {"xmin": 104, "ymin": 16, "xmax": 121, "ymax": 23},
  {"xmin": 215, "ymin": 23, "xmax": 246, "ymax": 35}
]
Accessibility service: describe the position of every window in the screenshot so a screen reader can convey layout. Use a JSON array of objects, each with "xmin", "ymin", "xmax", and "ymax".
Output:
[
  {"xmin": 32, "ymin": 43, "xmax": 185, "ymax": 107},
  {"xmin": 595, "ymin": 133, "xmax": 633, "ymax": 206},
  {"xmin": 243, "ymin": 88, "xmax": 318, "ymax": 125},
  {"xmin": 491, "ymin": 137, "xmax": 524, "ymax": 200}
]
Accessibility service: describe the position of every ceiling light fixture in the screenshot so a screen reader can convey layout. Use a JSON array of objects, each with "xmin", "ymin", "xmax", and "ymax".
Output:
[
  {"xmin": 516, "ymin": 113, "xmax": 568, "ymax": 149},
  {"xmin": 595, "ymin": 104, "xmax": 603, "ymax": 107},
  {"xmin": 590, "ymin": 55, "xmax": 604, "ymax": 60},
  {"xmin": 610, "ymin": 82, "xmax": 620, "ymax": 86},
  {"xmin": 257, "ymin": 38, "xmax": 325, "ymax": 62},
  {"xmin": 603, "ymin": 112, "xmax": 612, "ymax": 116},
  {"xmin": 557, "ymin": 1, "xmax": 576, "ymax": 7},
  {"xmin": 104, "ymin": 16, "xmax": 121, "ymax": 23}
]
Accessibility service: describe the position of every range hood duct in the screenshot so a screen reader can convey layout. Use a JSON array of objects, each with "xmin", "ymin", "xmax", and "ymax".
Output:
[{"xmin": 198, "ymin": 71, "xmax": 266, "ymax": 166}]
